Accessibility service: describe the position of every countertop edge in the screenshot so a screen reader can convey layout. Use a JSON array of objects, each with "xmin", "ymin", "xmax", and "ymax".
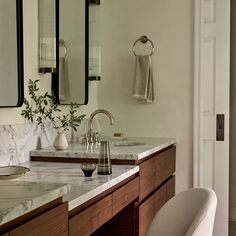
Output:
[
  {"xmin": 67, "ymin": 166, "xmax": 139, "ymax": 211},
  {"xmin": 0, "ymin": 182, "xmax": 70, "ymax": 226}
]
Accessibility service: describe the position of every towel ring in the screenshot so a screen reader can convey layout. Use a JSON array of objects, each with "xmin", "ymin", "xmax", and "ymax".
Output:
[
  {"xmin": 59, "ymin": 39, "xmax": 68, "ymax": 58},
  {"xmin": 132, "ymin": 36, "xmax": 155, "ymax": 56}
]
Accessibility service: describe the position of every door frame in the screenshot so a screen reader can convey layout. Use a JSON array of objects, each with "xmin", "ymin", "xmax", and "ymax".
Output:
[{"xmin": 193, "ymin": 0, "xmax": 230, "ymax": 235}]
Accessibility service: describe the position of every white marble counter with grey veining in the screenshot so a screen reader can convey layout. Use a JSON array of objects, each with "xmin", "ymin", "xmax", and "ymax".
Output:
[
  {"xmin": 17, "ymin": 161, "xmax": 139, "ymax": 211},
  {"xmin": 30, "ymin": 137, "xmax": 176, "ymax": 161},
  {"xmin": 0, "ymin": 180, "xmax": 70, "ymax": 226},
  {"xmin": 0, "ymin": 161, "xmax": 139, "ymax": 226}
]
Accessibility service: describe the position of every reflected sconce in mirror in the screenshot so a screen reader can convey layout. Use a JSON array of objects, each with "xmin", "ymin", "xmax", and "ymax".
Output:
[
  {"xmin": 38, "ymin": 0, "xmax": 56, "ymax": 73},
  {"xmin": 89, "ymin": 0, "xmax": 101, "ymax": 81}
]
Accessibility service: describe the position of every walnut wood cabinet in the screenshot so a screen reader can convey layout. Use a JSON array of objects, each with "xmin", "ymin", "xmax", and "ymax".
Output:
[
  {"xmin": 137, "ymin": 146, "xmax": 176, "ymax": 236},
  {"xmin": 0, "ymin": 202, "xmax": 68, "ymax": 236},
  {"xmin": 69, "ymin": 177, "xmax": 139, "ymax": 236},
  {"xmin": 90, "ymin": 146, "xmax": 176, "ymax": 236},
  {"xmin": 2, "ymin": 144, "xmax": 175, "ymax": 236}
]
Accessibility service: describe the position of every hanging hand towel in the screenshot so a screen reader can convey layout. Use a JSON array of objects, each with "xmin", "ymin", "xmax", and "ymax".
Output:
[
  {"xmin": 133, "ymin": 55, "xmax": 155, "ymax": 103},
  {"xmin": 59, "ymin": 57, "xmax": 68, "ymax": 103}
]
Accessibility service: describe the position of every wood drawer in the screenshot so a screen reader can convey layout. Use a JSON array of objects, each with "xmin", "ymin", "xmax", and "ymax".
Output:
[
  {"xmin": 139, "ymin": 157, "xmax": 156, "ymax": 200},
  {"xmin": 10, "ymin": 203, "xmax": 68, "ymax": 236},
  {"xmin": 69, "ymin": 195, "xmax": 112, "ymax": 236},
  {"xmin": 113, "ymin": 178, "xmax": 139, "ymax": 216},
  {"xmin": 166, "ymin": 175, "xmax": 175, "ymax": 201},
  {"xmin": 139, "ymin": 194, "xmax": 154, "ymax": 236},
  {"xmin": 155, "ymin": 146, "xmax": 176, "ymax": 189},
  {"xmin": 139, "ymin": 146, "xmax": 176, "ymax": 201},
  {"xmin": 138, "ymin": 177, "xmax": 175, "ymax": 236},
  {"xmin": 153, "ymin": 185, "xmax": 166, "ymax": 215}
]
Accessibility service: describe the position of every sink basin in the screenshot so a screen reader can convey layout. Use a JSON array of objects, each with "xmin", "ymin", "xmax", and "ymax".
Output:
[
  {"xmin": 0, "ymin": 166, "xmax": 30, "ymax": 180},
  {"xmin": 113, "ymin": 141, "xmax": 146, "ymax": 147}
]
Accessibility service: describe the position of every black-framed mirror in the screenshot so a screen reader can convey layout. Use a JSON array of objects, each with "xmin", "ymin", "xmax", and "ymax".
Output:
[
  {"xmin": 0, "ymin": 0, "xmax": 24, "ymax": 107},
  {"xmin": 52, "ymin": 0, "xmax": 89, "ymax": 105}
]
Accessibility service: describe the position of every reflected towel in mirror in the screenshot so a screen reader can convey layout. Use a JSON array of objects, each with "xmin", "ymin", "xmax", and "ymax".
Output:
[
  {"xmin": 133, "ymin": 55, "xmax": 155, "ymax": 103},
  {"xmin": 59, "ymin": 57, "xmax": 69, "ymax": 102}
]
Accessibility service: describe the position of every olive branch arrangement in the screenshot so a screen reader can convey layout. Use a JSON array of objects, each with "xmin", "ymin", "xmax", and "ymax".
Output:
[{"xmin": 21, "ymin": 79, "xmax": 86, "ymax": 132}]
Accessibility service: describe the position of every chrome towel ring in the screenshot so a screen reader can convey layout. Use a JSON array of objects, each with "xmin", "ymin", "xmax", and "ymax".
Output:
[{"xmin": 132, "ymin": 36, "xmax": 155, "ymax": 56}]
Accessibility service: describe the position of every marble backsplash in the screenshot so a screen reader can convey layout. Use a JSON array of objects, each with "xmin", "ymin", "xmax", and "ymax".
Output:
[{"xmin": 0, "ymin": 122, "xmax": 57, "ymax": 166}]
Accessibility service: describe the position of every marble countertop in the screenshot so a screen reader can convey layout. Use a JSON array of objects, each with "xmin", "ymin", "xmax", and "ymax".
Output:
[
  {"xmin": 17, "ymin": 161, "xmax": 139, "ymax": 211},
  {"xmin": 0, "ymin": 180, "xmax": 70, "ymax": 226},
  {"xmin": 30, "ymin": 137, "xmax": 176, "ymax": 161}
]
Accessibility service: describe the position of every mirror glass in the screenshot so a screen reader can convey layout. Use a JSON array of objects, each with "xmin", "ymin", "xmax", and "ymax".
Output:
[
  {"xmin": 52, "ymin": 0, "xmax": 88, "ymax": 105},
  {"xmin": 0, "ymin": 0, "xmax": 23, "ymax": 107}
]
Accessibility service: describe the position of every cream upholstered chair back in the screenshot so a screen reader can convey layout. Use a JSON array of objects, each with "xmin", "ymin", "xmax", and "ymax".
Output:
[{"xmin": 146, "ymin": 188, "xmax": 217, "ymax": 236}]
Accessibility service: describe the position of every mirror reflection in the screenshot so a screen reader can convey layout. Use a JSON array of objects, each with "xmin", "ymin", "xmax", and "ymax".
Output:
[
  {"xmin": 0, "ymin": 0, "xmax": 23, "ymax": 107},
  {"xmin": 52, "ymin": 0, "xmax": 88, "ymax": 105}
]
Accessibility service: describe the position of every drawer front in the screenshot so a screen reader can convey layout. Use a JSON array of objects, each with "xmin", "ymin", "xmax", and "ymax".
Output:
[
  {"xmin": 139, "ymin": 146, "xmax": 176, "ymax": 201},
  {"xmin": 153, "ymin": 185, "xmax": 166, "ymax": 215},
  {"xmin": 154, "ymin": 146, "xmax": 176, "ymax": 189},
  {"xmin": 166, "ymin": 176, "xmax": 175, "ymax": 201},
  {"xmin": 139, "ymin": 194, "xmax": 154, "ymax": 236},
  {"xmin": 113, "ymin": 177, "xmax": 139, "ymax": 216},
  {"xmin": 10, "ymin": 203, "xmax": 68, "ymax": 236},
  {"xmin": 139, "ymin": 157, "xmax": 156, "ymax": 201},
  {"xmin": 138, "ymin": 177, "xmax": 175, "ymax": 236},
  {"xmin": 69, "ymin": 195, "xmax": 112, "ymax": 236}
]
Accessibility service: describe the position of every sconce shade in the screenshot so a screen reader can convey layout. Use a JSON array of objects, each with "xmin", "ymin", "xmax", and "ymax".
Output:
[{"xmin": 38, "ymin": 0, "xmax": 56, "ymax": 73}]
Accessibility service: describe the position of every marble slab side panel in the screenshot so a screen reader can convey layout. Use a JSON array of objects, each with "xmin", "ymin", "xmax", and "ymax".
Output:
[{"xmin": 0, "ymin": 123, "xmax": 57, "ymax": 166}]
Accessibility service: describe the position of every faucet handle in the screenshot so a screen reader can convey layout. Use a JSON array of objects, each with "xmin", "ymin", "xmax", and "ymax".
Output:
[
  {"xmin": 95, "ymin": 132, "xmax": 100, "ymax": 144},
  {"xmin": 80, "ymin": 134, "xmax": 88, "ymax": 145},
  {"xmin": 87, "ymin": 129, "xmax": 95, "ymax": 145}
]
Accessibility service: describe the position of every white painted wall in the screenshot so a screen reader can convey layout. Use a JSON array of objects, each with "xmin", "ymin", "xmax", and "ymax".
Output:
[
  {"xmin": 0, "ymin": 0, "xmax": 97, "ymax": 125},
  {"xmin": 98, "ymin": 0, "xmax": 194, "ymax": 192},
  {"xmin": 0, "ymin": 0, "xmax": 193, "ymax": 193}
]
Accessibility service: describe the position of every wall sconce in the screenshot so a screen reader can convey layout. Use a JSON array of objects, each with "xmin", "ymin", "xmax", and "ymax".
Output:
[{"xmin": 89, "ymin": 0, "xmax": 101, "ymax": 81}]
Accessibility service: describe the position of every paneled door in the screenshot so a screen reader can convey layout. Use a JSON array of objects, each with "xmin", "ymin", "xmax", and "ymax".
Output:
[{"xmin": 193, "ymin": 0, "xmax": 230, "ymax": 236}]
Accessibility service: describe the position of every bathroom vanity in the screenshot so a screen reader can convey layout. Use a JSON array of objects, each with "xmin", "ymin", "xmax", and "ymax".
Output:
[
  {"xmin": 30, "ymin": 137, "xmax": 176, "ymax": 235},
  {"xmin": 0, "ymin": 138, "xmax": 176, "ymax": 236}
]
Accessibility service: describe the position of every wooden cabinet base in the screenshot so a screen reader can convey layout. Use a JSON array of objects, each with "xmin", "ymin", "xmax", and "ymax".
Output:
[
  {"xmin": 10, "ymin": 203, "xmax": 68, "ymax": 236},
  {"xmin": 69, "ymin": 178, "xmax": 139, "ymax": 236},
  {"xmin": 138, "ymin": 177, "xmax": 175, "ymax": 236}
]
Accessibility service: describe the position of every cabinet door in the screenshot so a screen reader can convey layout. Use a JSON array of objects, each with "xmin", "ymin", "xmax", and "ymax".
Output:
[
  {"xmin": 154, "ymin": 146, "xmax": 176, "ymax": 189},
  {"xmin": 139, "ymin": 146, "xmax": 176, "ymax": 201},
  {"xmin": 139, "ymin": 194, "xmax": 154, "ymax": 236},
  {"xmin": 138, "ymin": 180, "xmax": 173, "ymax": 236},
  {"xmin": 153, "ymin": 185, "xmax": 166, "ymax": 214},
  {"xmin": 166, "ymin": 176, "xmax": 175, "ymax": 201},
  {"xmin": 113, "ymin": 178, "xmax": 139, "ymax": 216},
  {"xmin": 69, "ymin": 195, "xmax": 113, "ymax": 236},
  {"xmin": 139, "ymin": 157, "xmax": 156, "ymax": 201},
  {"xmin": 10, "ymin": 204, "xmax": 68, "ymax": 236}
]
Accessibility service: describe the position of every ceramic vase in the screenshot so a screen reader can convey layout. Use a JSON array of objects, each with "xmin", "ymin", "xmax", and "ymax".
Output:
[{"xmin": 53, "ymin": 132, "xmax": 68, "ymax": 150}]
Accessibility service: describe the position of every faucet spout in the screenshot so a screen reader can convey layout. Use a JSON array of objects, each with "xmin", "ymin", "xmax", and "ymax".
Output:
[
  {"xmin": 87, "ymin": 109, "xmax": 114, "ymax": 145},
  {"xmin": 89, "ymin": 109, "xmax": 114, "ymax": 126}
]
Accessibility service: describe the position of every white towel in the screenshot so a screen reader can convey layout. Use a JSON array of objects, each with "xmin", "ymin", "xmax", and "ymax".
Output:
[{"xmin": 133, "ymin": 55, "xmax": 155, "ymax": 103}]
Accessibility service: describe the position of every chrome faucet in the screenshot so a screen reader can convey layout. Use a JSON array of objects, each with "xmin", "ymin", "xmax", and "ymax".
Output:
[{"xmin": 87, "ymin": 109, "xmax": 114, "ymax": 145}]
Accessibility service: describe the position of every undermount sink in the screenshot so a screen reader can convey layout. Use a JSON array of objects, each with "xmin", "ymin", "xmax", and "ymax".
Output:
[
  {"xmin": 113, "ymin": 141, "xmax": 146, "ymax": 147},
  {"xmin": 0, "ymin": 166, "xmax": 30, "ymax": 180}
]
